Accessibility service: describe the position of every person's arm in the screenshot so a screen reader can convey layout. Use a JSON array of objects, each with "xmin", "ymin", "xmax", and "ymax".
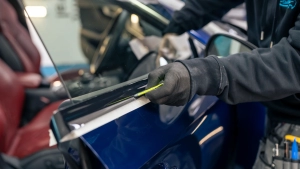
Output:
[
  {"xmin": 164, "ymin": 0, "xmax": 244, "ymax": 35},
  {"xmin": 146, "ymin": 13, "xmax": 300, "ymax": 106}
]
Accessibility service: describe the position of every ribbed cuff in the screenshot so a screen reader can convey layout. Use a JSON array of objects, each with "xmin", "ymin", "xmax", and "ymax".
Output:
[{"xmin": 176, "ymin": 56, "xmax": 226, "ymax": 100}]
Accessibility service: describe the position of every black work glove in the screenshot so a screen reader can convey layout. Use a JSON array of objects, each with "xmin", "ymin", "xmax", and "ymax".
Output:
[
  {"xmin": 163, "ymin": 20, "xmax": 186, "ymax": 36},
  {"xmin": 146, "ymin": 56, "xmax": 225, "ymax": 106},
  {"xmin": 146, "ymin": 62, "xmax": 190, "ymax": 106}
]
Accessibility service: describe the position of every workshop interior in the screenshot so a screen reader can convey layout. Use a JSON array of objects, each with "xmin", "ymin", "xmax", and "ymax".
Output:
[{"xmin": 0, "ymin": 0, "xmax": 294, "ymax": 169}]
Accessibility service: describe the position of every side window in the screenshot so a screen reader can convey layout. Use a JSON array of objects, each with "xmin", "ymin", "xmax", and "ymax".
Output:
[
  {"xmin": 24, "ymin": 0, "xmax": 195, "ymax": 100},
  {"xmin": 24, "ymin": 0, "xmax": 166, "ymax": 99}
]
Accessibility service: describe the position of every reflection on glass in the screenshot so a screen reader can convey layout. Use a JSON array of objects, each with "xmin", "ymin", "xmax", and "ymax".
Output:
[
  {"xmin": 24, "ymin": 0, "xmax": 174, "ymax": 100},
  {"xmin": 25, "ymin": 6, "xmax": 47, "ymax": 18},
  {"xmin": 207, "ymin": 35, "xmax": 251, "ymax": 57}
]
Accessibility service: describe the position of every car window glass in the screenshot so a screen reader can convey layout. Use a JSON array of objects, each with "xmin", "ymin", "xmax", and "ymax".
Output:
[
  {"xmin": 23, "ymin": 0, "xmax": 195, "ymax": 101},
  {"xmin": 207, "ymin": 35, "xmax": 252, "ymax": 57}
]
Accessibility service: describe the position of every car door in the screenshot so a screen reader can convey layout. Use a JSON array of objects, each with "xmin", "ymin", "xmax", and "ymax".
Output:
[{"xmin": 51, "ymin": 72, "xmax": 241, "ymax": 169}]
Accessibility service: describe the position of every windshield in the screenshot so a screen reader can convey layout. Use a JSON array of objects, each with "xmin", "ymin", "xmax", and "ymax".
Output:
[{"xmin": 23, "ymin": 0, "xmax": 200, "ymax": 101}]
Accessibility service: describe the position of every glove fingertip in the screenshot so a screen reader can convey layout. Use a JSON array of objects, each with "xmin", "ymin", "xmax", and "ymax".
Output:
[{"xmin": 145, "ymin": 92, "xmax": 155, "ymax": 101}]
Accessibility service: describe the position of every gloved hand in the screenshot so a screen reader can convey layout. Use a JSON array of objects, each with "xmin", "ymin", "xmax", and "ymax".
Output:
[
  {"xmin": 146, "ymin": 57, "xmax": 224, "ymax": 106},
  {"xmin": 145, "ymin": 62, "xmax": 190, "ymax": 106}
]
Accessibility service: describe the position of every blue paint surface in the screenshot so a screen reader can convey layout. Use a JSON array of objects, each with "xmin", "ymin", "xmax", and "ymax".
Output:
[
  {"xmin": 80, "ymin": 96, "xmax": 220, "ymax": 169},
  {"xmin": 66, "ymin": 97, "xmax": 266, "ymax": 169},
  {"xmin": 189, "ymin": 30, "xmax": 210, "ymax": 45}
]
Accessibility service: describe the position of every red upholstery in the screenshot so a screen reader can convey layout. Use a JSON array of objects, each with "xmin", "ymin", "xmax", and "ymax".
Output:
[
  {"xmin": 0, "ymin": 107, "xmax": 8, "ymax": 152},
  {"xmin": 0, "ymin": 0, "xmax": 41, "ymax": 74},
  {"xmin": 0, "ymin": 2, "xmax": 63, "ymax": 158},
  {"xmin": 0, "ymin": 60, "xmax": 61, "ymax": 158},
  {"xmin": 6, "ymin": 102, "xmax": 61, "ymax": 158},
  {"xmin": 0, "ymin": 62, "xmax": 24, "ymax": 154}
]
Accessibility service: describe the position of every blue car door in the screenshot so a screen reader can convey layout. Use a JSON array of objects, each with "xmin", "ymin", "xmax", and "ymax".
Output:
[{"xmin": 51, "ymin": 73, "xmax": 240, "ymax": 169}]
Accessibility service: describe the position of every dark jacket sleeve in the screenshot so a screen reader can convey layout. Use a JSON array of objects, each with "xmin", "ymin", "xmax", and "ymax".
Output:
[
  {"xmin": 180, "ymin": 13, "xmax": 300, "ymax": 105},
  {"xmin": 164, "ymin": 0, "xmax": 244, "ymax": 35}
]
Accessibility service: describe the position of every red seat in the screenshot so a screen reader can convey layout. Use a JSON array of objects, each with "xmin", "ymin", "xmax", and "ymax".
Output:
[
  {"xmin": 0, "ymin": 60, "xmax": 61, "ymax": 158},
  {"xmin": 0, "ymin": 2, "xmax": 63, "ymax": 158},
  {"xmin": 0, "ymin": 0, "xmax": 42, "ymax": 88},
  {"xmin": 0, "ymin": 0, "xmax": 40, "ymax": 73}
]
